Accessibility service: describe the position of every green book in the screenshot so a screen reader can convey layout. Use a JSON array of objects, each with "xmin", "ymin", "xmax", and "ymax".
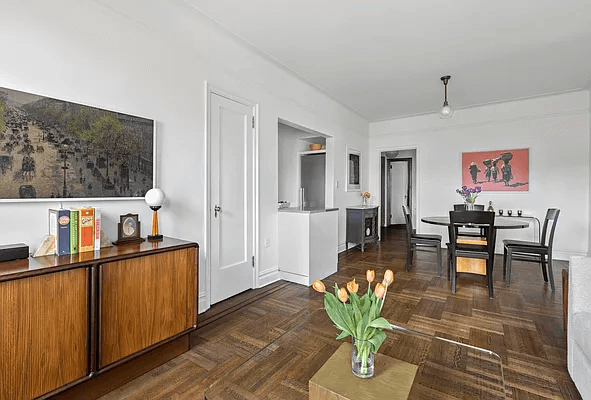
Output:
[{"xmin": 70, "ymin": 209, "xmax": 79, "ymax": 254}]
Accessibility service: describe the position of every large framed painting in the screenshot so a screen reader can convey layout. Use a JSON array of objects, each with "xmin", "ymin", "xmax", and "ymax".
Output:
[
  {"xmin": 0, "ymin": 86, "xmax": 154, "ymax": 201},
  {"xmin": 346, "ymin": 147, "xmax": 361, "ymax": 191},
  {"xmin": 462, "ymin": 148, "xmax": 529, "ymax": 192}
]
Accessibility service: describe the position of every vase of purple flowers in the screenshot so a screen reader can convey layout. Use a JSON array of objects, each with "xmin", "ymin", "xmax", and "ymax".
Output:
[{"xmin": 456, "ymin": 186, "xmax": 482, "ymax": 210}]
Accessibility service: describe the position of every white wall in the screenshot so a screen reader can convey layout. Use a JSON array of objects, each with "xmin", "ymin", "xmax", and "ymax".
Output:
[
  {"xmin": 0, "ymin": 0, "xmax": 369, "ymax": 312},
  {"xmin": 370, "ymin": 91, "xmax": 590, "ymax": 259}
]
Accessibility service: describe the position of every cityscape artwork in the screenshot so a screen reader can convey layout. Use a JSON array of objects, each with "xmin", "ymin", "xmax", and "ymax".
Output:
[
  {"xmin": 0, "ymin": 87, "xmax": 154, "ymax": 200},
  {"xmin": 461, "ymin": 148, "xmax": 529, "ymax": 192}
]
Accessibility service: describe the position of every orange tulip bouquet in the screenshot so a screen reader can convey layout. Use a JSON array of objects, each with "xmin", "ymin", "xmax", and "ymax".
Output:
[{"xmin": 312, "ymin": 269, "xmax": 395, "ymax": 378}]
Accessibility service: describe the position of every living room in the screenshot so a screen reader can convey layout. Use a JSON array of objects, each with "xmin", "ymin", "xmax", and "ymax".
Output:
[{"xmin": 1, "ymin": 0, "xmax": 590, "ymax": 399}]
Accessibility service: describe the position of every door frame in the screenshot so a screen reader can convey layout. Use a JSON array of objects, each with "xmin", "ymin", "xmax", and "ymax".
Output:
[
  {"xmin": 376, "ymin": 146, "xmax": 420, "ymax": 231},
  {"xmin": 204, "ymin": 81, "xmax": 259, "ymax": 312},
  {"xmin": 387, "ymin": 158, "xmax": 412, "ymax": 226}
]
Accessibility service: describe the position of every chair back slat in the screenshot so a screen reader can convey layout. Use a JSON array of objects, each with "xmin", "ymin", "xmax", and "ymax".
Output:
[
  {"xmin": 540, "ymin": 208, "xmax": 560, "ymax": 250},
  {"xmin": 402, "ymin": 205, "xmax": 413, "ymax": 242},
  {"xmin": 454, "ymin": 204, "xmax": 485, "ymax": 211},
  {"xmin": 449, "ymin": 210, "xmax": 496, "ymax": 256}
]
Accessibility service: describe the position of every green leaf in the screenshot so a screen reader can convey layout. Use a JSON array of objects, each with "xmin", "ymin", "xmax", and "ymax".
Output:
[
  {"xmin": 336, "ymin": 330, "xmax": 351, "ymax": 340},
  {"xmin": 324, "ymin": 294, "xmax": 350, "ymax": 333},
  {"xmin": 350, "ymin": 295, "xmax": 362, "ymax": 326},
  {"xmin": 358, "ymin": 312, "xmax": 370, "ymax": 339},
  {"xmin": 368, "ymin": 330, "xmax": 387, "ymax": 353},
  {"xmin": 368, "ymin": 317, "xmax": 392, "ymax": 330}
]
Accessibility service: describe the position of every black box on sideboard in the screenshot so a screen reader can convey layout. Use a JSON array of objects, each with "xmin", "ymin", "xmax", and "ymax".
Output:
[{"xmin": 0, "ymin": 243, "xmax": 29, "ymax": 263}]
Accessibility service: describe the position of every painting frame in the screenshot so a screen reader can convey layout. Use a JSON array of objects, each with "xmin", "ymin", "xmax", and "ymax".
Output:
[
  {"xmin": 461, "ymin": 148, "xmax": 529, "ymax": 192},
  {"xmin": 346, "ymin": 147, "xmax": 362, "ymax": 192},
  {"xmin": 0, "ymin": 86, "xmax": 156, "ymax": 202}
]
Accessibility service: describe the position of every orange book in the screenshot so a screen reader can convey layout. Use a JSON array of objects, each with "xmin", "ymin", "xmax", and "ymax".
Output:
[{"xmin": 78, "ymin": 208, "xmax": 95, "ymax": 253}]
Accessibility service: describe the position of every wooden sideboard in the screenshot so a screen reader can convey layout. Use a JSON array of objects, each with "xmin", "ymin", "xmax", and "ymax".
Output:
[{"xmin": 0, "ymin": 237, "xmax": 198, "ymax": 400}]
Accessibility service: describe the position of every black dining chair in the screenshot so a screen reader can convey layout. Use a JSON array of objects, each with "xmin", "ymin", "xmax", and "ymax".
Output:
[
  {"xmin": 402, "ymin": 205, "xmax": 442, "ymax": 275},
  {"xmin": 448, "ymin": 210, "xmax": 496, "ymax": 298},
  {"xmin": 502, "ymin": 208, "xmax": 560, "ymax": 291},
  {"xmin": 453, "ymin": 204, "xmax": 486, "ymax": 237}
]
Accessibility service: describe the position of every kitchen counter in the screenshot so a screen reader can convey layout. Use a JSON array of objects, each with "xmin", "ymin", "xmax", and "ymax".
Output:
[{"xmin": 278, "ymin": 207, "xmax": 339, "ymax": 213}]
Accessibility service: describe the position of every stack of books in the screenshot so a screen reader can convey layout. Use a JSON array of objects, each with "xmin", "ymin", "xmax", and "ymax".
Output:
[{"xmin": 48, "ymin": 207, "xmax": 102, "ymax": 256}]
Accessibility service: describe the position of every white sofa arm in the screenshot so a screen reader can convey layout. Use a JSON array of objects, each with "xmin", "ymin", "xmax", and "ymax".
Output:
[{"xmin": 569, "ymin": 256, "xmax": 591, "ymax": 314}]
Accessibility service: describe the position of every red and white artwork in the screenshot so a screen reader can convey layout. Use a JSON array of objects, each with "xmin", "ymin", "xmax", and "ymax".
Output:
[{"xmin": 461, "ymin": 148, "xmax": 529, "ymax": 192}]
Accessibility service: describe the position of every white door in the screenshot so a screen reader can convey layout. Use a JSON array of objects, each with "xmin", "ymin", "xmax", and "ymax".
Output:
[
  {"xmin": 210, "ymin": 93, "xmax": 254, "ymax": 305},
  {"xmin": 390, "ymin": 161, "xmax": 408, "ymax": 225}
]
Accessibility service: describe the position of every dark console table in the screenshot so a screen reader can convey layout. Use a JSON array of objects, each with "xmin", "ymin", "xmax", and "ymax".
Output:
[{"xmin": 346, "ymin": 206, "xmax": 379, "ymax": 252}]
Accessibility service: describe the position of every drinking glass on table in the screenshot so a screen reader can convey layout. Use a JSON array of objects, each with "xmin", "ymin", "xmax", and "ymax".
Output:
[
  {"xmin": 498, "ymin": 209, "xmax": 504, "ymax": 216},
  {"xmin": 508, "ymin": 210, "xmax": 512, "ymax": 216},
  {"xmin": 517, "ymin": 210, "xmax": 523, "ymax": 216}
]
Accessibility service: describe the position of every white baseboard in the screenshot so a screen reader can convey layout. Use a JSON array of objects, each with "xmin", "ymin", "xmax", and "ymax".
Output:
[
  {"xmin": 279, "ymin": 270, "xmax": 311, "ymax": 286},
  {"xmin": 553, "ymin": 250, "xmax": 586, "ymax": 261},
  {"xmin": 258, "ymin": 267, "xmax": 280, "ymax": 287},
  {"xmin": 338, "ymin": 243, "xmax": 348, "ymax": 253},
  {"xmin": 198, "ymin": 292, "xmax": 209, "ymax": 314}
]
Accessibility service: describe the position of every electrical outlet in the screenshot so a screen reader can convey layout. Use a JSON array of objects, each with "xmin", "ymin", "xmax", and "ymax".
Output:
[{"xmin": 265, "ymin": 237, "xmax": 270, "ymax": 248}]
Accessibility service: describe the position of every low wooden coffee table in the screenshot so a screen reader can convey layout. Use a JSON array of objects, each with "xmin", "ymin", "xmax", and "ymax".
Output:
[{"xmin": 204, "ymin": 309, "xmax": 506, "ymax": 399}]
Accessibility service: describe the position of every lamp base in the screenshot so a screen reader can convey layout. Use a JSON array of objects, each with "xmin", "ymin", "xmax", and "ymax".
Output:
[{"xmin": 147, "ymin": 234, "xmax": 163, "ymax": 242}]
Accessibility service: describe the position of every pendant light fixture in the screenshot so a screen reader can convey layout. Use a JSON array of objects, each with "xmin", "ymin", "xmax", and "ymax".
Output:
[{"xmin": 440, "ymin": 75, "xmax": 453, "ymax": 119}]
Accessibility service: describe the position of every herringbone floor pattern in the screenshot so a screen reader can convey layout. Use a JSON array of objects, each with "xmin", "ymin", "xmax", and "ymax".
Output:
[{"xmin": 99, "ymin": 227, "xmax": 581, "ymax": 399}]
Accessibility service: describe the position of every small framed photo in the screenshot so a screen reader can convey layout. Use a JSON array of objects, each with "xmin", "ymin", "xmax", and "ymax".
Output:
[
  {"xmin": 346, "ymin": 147, "xmax": 361, "ymax": 192},
  {"xmin": 113, "ymin": 213, "xmax": 145, "ymax": 245}
]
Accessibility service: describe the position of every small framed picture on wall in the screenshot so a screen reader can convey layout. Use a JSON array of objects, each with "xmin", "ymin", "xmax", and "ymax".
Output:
[{"xmin": 346, "ymin": 147, "xmax": 361, "ymax": 191}]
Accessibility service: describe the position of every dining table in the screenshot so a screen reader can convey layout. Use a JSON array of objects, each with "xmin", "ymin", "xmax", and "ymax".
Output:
[
  {"xmin": 421, "ymin": 215, "xmax": 530, "ymax": 275},
  {"xmin": 421, "ymin": 215, "xmax": 530, "ymax": 229}
]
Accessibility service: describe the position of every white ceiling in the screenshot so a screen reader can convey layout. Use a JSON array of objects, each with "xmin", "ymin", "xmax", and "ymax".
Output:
[{"xmin": 184, "ymin": 0, "xmax": 591, "ymax": 121}]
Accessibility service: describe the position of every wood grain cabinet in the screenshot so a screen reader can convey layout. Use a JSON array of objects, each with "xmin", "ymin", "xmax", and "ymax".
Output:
[
  {"xmin": 0, "ymin": 268, "xmax": 88, "ymax": 400},
  {"xmin": 0, "ymin": 237, "xmax": 197, "ymax": 400},
  {"xmin": 98, "ymin": 248, "xmax": 196, "ymax": 368},
  {"xmin": 346, "ymin": 206, "xmax": 379, "ymax": 252}
]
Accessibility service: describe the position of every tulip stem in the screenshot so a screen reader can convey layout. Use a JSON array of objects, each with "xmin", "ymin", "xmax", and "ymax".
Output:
[{"xmin": 379, "ymin": 285, "xmax": 388, "ymax": 313}]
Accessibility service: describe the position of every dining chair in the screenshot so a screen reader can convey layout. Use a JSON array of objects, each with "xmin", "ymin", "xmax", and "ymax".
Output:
[
  {"xmin": 453, "ymin": 204, "xmax": 486, "ymax": 236},
  {"xmin": 402, "ymin": 205, "xmax": 442, "ymax": 275},
  {"xmin": 502, "ymin": 208, "xmax": 560, "ymax": 291},
  {"xmin": 448, "ymin": 210, "xmax": 496, "ymax": 298}
]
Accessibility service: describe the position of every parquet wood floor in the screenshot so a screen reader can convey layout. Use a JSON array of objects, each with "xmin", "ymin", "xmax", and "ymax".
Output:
[{"xmin": 99, "ymin": 227, "xmax": 581, "ymax": 399}]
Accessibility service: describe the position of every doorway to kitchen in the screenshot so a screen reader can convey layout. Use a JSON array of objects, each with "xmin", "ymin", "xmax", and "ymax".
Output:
[{"xmin": 277, "ymin": 120, "xmax": 334, "ymax": 210}]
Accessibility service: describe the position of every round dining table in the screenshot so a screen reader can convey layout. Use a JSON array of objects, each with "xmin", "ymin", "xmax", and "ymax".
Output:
[
  {"xmin": 421, "ymin": 215, "xmax": 529, "ymax": 229},
  {"xmin": 421, "ymin": 215, "xmax": 530, "ymax": 279}
]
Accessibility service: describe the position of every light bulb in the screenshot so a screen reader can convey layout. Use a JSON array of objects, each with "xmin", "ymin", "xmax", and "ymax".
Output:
[{"xmin": 440, "ymin": 104, "xmax": 453, "ymax": 119}]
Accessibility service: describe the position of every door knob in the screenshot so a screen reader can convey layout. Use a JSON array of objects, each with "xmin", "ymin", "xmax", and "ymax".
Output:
[{"xmin": 214, "ymin": 205, "xmax": 221, "ymax": 218}]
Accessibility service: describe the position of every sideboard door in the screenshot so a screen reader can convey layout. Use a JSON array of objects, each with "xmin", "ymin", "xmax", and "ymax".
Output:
[
  {"xmin": 98, "ymin": 247, "xmax": 196, "ymax": 369},
  {"xmin": 0, "ymin": 268, "xmax": 88, "ymax": 400}
]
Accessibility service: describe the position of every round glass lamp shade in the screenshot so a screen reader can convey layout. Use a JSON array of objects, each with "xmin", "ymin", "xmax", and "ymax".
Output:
[
  {"xmin": 440, "ymin": 104, "xmax": 453, "ymax": 119},
  {"xmin": 145, "ymin": 188, "xmax": 165, "ymax": 208}
]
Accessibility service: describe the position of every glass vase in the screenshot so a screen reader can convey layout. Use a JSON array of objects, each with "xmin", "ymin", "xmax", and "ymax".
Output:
[
  {"xmin": 465, "ymin": 200, "xmax": 475, "ymax": 211},
  {"xmin": 351, "ymin": 337, "xmax": 374, "ymax": 378},
  {"xmin": 362, "ymin": 197, "xmax": 367, "ymax": 206}
]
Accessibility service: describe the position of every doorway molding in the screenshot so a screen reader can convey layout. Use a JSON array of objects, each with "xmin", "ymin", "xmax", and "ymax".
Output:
[
  {"xmin": 376, "ymin": 145, "xmax": 420, "ymax": 231},
  {"xmin": 203, "ymin": 81, "xmax": 260, "ymax": 313}
]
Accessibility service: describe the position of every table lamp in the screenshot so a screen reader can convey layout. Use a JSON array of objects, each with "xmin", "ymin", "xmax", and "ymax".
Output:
[{"xmin": 145, "ymin": 188, "xmax": 165, "ymax": 242}]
